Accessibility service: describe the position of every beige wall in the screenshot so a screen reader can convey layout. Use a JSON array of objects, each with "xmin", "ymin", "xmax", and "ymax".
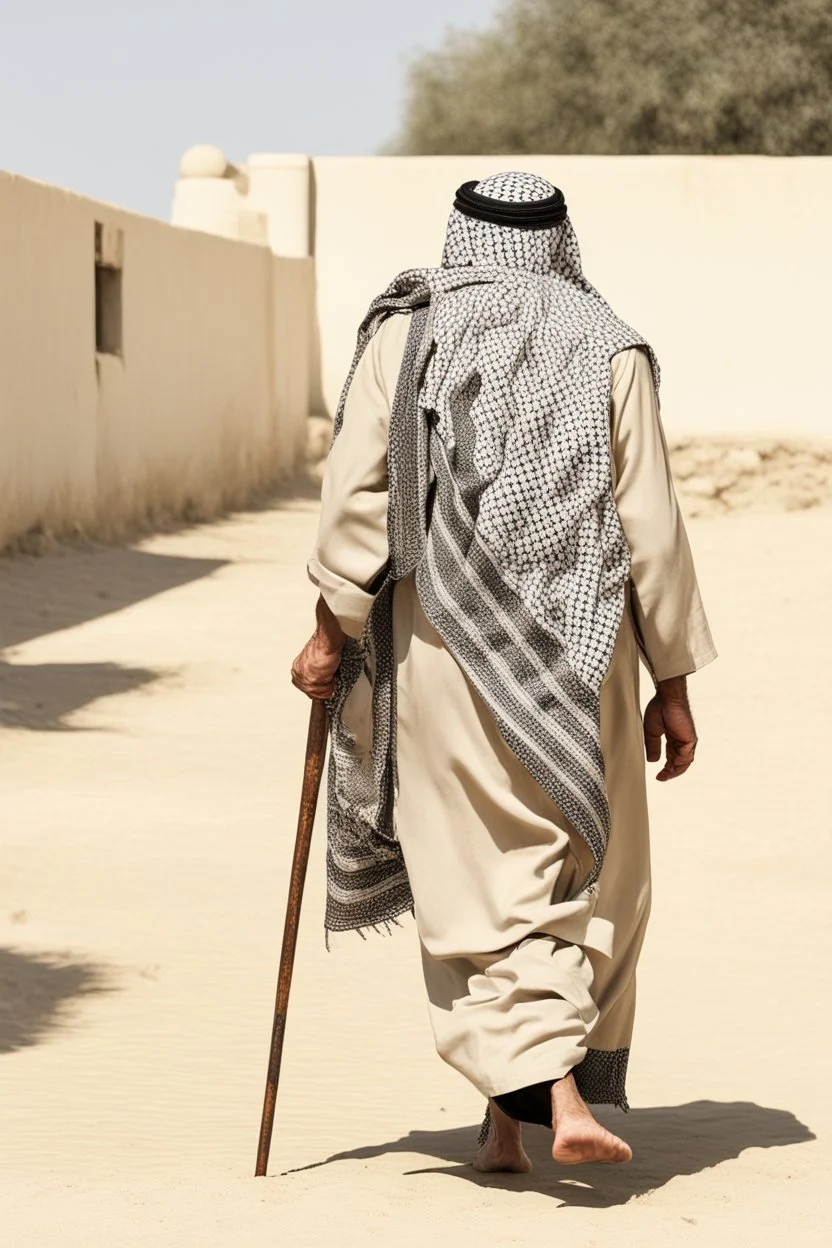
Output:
[
  {"xmin": 0, "ymin": 171, "xmax": 312, "ymax": 551},
  {"xmin": 4, "ymin": 153, "xmax": 828, "ymax": 552},
  {"xmin": 310, "ymin": 155, "xmax": 832, "ymax": 438}
]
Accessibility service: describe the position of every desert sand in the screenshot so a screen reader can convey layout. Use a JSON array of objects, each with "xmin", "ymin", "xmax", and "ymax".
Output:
[{"xmin": 1, "ymin": 498, "xmax": 829, "ymax": 1246}]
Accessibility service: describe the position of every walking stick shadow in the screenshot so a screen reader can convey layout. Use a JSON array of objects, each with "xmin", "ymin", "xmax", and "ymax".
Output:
[{"xmin": 284, "ymin": 1100, "xmax": 815, "ymax": 1206}]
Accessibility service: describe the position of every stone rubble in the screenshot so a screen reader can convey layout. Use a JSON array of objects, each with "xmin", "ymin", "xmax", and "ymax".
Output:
[{"xmin": 667, "ymin": 436, "xmax": 832, "ymax": 517}]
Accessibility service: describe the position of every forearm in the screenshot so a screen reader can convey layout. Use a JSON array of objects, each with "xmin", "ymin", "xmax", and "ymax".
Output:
[
  {"xmin": 314, "ymin": 594, "xmax": 346, "ymax": 655},
  {"xmin": 656, "ymin": 674, "xmax": 688, "ymax": 704}
]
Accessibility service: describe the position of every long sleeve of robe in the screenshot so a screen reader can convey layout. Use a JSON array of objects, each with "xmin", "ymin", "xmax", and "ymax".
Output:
[
  {"xmin": 306, "ymin": 311, "xmax": 717, "ymax": 1101},
  {"xmin": 307, "ymin": 314, "xmax": 409, "ymax": 640},
  {"xmin": 609, "ymin": 347, "xmax": 717, "ymax": 681}
]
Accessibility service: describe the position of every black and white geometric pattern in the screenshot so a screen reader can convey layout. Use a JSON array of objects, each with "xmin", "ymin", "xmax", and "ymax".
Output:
[
  {"xmin": 574, "ymin": 1046, "xmax": 631, "ymax": 1110},
  {"xmin": 443, "ymin": 171, "xmax": 586, "ymax": 282},
  {"xmin": 324, "ymin": 173, "xmax": 658, "ymax": 940},
  {"xmin": 323, "ymin": 311, "xmax": 430, "ymax": 937}
]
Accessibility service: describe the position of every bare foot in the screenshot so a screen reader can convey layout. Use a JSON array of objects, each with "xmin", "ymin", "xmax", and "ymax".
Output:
[
  {"xmin": 550, "ymin": 1073, "xmax": 632, "ymax": 1165},
  {"xmin": 473, "ymin": 1099, "xmax": 533, "ymax": 1173}
]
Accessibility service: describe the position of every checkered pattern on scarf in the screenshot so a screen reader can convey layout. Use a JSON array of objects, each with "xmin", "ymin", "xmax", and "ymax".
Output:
[
  {"xmin": 429, "ymin": 171, "xmax": 659, "ymax": 691},
  {"xmin": 442, "ymin": 171, "xmax": 587, "ymax": 282},
  {"xmin": 324, "ymin": 172, "xmax": 659, "ymax": 940}
]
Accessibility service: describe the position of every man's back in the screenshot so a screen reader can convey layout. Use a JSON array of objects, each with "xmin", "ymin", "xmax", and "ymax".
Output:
[{"xmin": 293, "ymin": 171, "xmax": 715, "ymax": 1167}]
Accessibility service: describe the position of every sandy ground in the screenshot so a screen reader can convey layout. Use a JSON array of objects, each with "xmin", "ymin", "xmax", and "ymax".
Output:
[{"xmin": 0, "ymin": 499, "xmax": 829, "ymax": 1247}]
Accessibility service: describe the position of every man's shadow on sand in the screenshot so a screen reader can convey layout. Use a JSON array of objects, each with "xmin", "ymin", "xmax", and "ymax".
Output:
[{"xmin": 285, "ymin": 1101, "xmax": 815, "ymax": 1207}]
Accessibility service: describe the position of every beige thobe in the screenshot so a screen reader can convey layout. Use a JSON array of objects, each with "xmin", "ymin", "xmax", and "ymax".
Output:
[{"xmin": 309, "ymin": 311, "xmax": 716, "ymax": 1100}]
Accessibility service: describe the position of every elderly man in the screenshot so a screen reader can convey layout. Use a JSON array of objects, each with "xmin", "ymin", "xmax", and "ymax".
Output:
[{"xmin": 292, "ymin": 172, "xmax": 716, "ymax": 1170}]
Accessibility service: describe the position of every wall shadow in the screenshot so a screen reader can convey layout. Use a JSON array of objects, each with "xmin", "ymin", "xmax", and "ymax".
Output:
[
  {"xmin": 0, "ymin": 660, "xmax": 163, "ymax": 730},
  {"xmin": 0, "ymin": 545, "xmax": 228, "ymax": 649},
  {"xmin": 284, "ymin": 1100, "xmax": 816, "ymax": 1207},
  {"xmin": 0, "ymin": 947, "xmax": 112, "ymax": 1053},
  {"xmin": 257, "ymin": 472, "xmax": 323, "ymax": 506}
]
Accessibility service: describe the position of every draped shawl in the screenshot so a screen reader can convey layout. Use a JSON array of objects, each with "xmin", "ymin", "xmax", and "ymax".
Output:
[{"xmin": 324, "ymin": 172, "xmax": 658, "ymax": 937}]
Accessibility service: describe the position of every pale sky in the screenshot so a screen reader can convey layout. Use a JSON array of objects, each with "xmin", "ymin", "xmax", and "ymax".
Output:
[{"xmin": 0, "ymin": 0, "xmax": 503, "ymax": 220}]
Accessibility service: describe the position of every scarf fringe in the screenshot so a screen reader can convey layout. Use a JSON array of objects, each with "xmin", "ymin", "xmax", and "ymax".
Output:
[{"xmin": 325, "ymin": 907, "xmax": 415, "ymax": 951}]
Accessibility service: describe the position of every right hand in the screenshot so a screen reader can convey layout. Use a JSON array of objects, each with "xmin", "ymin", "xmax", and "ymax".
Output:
[
  {"xmin": 291, "ymin": 630, "xmax": 343, "ymax": 700},
  {"xmin": 643, "ymin": 675, "xmax": 698, "ymax": 781}
]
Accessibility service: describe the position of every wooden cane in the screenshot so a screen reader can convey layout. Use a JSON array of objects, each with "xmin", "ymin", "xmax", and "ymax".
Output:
[{"xmin": 255, "ymin": 697, "xmax": 329, "ymax": 1177}]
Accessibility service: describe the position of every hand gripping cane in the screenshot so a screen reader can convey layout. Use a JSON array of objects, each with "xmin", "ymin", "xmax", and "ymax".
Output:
[{"xmin": 255, "ymin": 697, "xmax": 329, "ymax": 1176}]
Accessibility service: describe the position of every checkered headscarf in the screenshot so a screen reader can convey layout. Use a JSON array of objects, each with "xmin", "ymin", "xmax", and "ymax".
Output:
[{"xmin": 442, "ymin": 170, "xmax": 587, "ymax": 282}]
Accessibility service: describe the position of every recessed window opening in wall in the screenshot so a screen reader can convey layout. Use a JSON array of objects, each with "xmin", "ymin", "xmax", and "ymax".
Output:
[{"xmin": 95, "ymin": 221, "xmax": 123, "ymax": 356}]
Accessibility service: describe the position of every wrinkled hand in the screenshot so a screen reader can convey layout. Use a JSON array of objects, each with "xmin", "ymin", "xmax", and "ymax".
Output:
[
  {"xmin": 291, "ymin": 633, "xmax": 342, "ymax": 700},
  {"xmin": 291, "ymin": 595, "xmax": 346, "ymax": 701},
  {"xmin": 643, "ymin": 675, "xmax": 698, "ymax": 781}
]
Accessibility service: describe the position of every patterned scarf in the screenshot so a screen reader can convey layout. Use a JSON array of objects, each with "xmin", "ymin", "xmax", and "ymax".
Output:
[{"xmin": 324, "ymin": 172, "xmax": 657, "ymax": 938}]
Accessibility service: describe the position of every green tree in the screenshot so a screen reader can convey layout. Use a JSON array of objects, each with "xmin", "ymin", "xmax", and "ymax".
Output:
[{"xmin": 389, "ymin": 0, "xmax": 832, "ymax": 155}]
